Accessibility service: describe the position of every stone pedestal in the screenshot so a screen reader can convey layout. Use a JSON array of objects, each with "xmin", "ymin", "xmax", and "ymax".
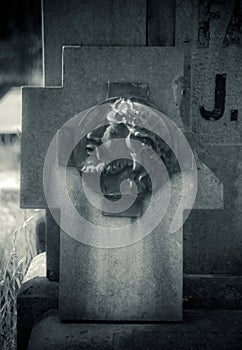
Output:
[
  {"xmin": 27, "ymin": 309, "xmax": 242, "ymax": 350},
  {"xmin": 17, "ymin": 253, "xmax": 242, "ymax": 349}
]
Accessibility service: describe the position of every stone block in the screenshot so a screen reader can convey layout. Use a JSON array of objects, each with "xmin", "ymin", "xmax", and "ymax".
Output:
[
  {"xmin": 184, "ymin": 274, "xmax": 242, "ymax": 309},
  {"xmin": 42, "ymin": 0, "xmax": 147, "ymax": 85},
  {"xmin": 147, "ymin": 0, "xmax": 176, "ymax": 46},
  {"xmin": 59, "ymin": 170, "xmax": 183, "ymax": 321},
  {"xmin": 175, "ymin": 0, "xmax": 195, "ymax": 48},
  {"xmin": 58, "ymin": 152, "xmax": 223, "ymax": 321},
  {"xmin": 27, "ymin": 309, "xmax": 242, "ymax": 350},
  {"xmin": 184, "ymin": 145, "xmax": 242, "ymax": 274},
  {"xmin": 17, "ymin": 252, "xmax": 242, "ymax": 349}
]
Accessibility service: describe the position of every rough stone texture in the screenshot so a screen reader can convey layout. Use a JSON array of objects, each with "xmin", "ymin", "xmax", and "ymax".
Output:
[
  {"xmin": 174, "ymin": 0, "xmax": 242, "ymax": 278},
  {"xmin": 175, "ymin": 0, "xmax": 237, "ymax": 50},
  {"xmin": 194, "ymin": 158, "xmax": 223, "ymax": 210},
  {"xmin": 175, "ymin": 0, "xmax": 196, "ymax": 48},
  {"xmin": 175, "ymin": 1, "xmax": 242, "ymax": 133},
  {"xmin": 147, "ymin": 0, "xmax": 176, "ymax": 46},
  {"xmin": 42, "ymin": 0, "xmax": 147, "ymax": 86},
  {"xmin": 21, "ymin": 46, "xmax": 184, "ymax": 208},
  {"xmin": 27, "ymin": 309, "xmax": 242, "ymax": 350},
  {"xmin": 184, "ymin": 145, "xmax": 242, "ymax": 274},
  {"xmin": 17, "ymin": 253, "xmax": 242, "ymax": 349},
  {"xmin": 59, "ymin": 170, "xmax": 183, "ymax": 321},
  {"xmin": 58, "ymin": 163, "xmax": 221, "ymax": 321},
  {"xmin": 46, "ymin": 208, "xmax": 60, "ymax": 281},
  {"xmin": 184, "ymin": 274, "xmax": 242, "ymax": 310}
]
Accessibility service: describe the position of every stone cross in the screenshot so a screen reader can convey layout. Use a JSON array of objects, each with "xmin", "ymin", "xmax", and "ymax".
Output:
[{"xmin": 21, "ymin": 45, "xmax": 223, "ymax": 321}]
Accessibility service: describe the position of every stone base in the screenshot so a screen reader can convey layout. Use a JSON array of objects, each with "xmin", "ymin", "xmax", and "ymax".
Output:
[
  {"xmin": 17, "ymin": 253, "xmax": 242, "ymax": 349},
  {"xmin": 27, "ymin": 309, "xmax": 242, "ymax": 350},
  {"xmin": 17, "ymin": 253, "xmax": 242, "ymax": 350}
]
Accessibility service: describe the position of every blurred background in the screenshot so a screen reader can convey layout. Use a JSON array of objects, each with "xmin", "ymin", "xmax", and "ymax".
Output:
[{"xmin": 0, "ymin": 1, "xmax": 44, "ymax": 349}]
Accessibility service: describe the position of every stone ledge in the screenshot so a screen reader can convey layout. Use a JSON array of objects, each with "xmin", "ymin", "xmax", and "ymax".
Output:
[
  {"xmin": 184, "ymin": 273, "xmax": 242, "ymax": 309},
  {"xmin": 27, "ymin": 309, "xmax": 242, "ymax": 350},
  {"xmin": 17, "ymin": 253, "xmax": 242, "ymax": 349}
]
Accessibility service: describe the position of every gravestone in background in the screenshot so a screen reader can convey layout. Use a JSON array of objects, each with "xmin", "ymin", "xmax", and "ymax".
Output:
[{"xmin": 181, "ymin": 0, "xmax": 242, "ymax": 276}]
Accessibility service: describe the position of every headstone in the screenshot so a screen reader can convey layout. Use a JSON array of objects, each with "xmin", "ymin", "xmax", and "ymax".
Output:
[
  {"xmin": 21, "ymin": 42, "xmax": 224, "ymax": 321},
  {"xmin": 60, "ymin": 171, "xmax": 184, "ymax": 321},
  {"xmin": 21, "ymin": 46, "xmax": 186, "ymax": 321},
  {"xmin": 174, "ymin": 0, "xmax": 242, "ymax": 278}
]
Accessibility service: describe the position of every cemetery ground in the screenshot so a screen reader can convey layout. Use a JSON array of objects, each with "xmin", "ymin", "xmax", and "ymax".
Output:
[{"xmin": 0, "ymin": 137, "xmax": 44, "ymax": 350}]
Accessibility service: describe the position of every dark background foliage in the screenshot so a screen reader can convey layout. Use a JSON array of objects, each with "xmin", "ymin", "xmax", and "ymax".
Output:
[{"xmin": 0, "ymin": 0, "xmax": 42, "ymax": 92}]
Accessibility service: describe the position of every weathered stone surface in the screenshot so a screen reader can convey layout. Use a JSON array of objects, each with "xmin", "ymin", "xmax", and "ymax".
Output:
[
  {"xmin": 27, "ymin": 309, "xmax": 242, "ymax": 350},
  {"xmin": 194, "ymin": 158, "xmax": 223, "ymax": 210},
  {"xmin": 42, "ymin": 0, "xmax": 147, "ymax": 86},
  {"xmin": 184, "ymin": 274, "xmax": 242, "ymax": 310},
  {"xmin": 59, "ymin": 170, "xmax": 183, "ymax": 321},
  {"xmin": 184, "ymin": 145, "xmax": 242, "ymax": 274},
  {"xmin": 175, "ymin": 1, "xmax": 238, "ymax": 50},
  {"xmin": 58, "ymin": 156, "xmax": 221, "ymax": 319},
  {"xmin": 17, "ymin": 252, "xmax": 242, "ymax": 349},
  {"xmin": 190, "ymin": 47, "xmax": 242, "ymax": 144},
  {"xmin": 147, "ymin": 0, "xmax": 176, "ymax": 46},
  {"xmin": 21, "ymin": 46, "xmax": 184, "ymax": 208},
  {"xmin": 175, "ymin": 0, "xmax": 195, "ymax": 48},
  {"xmin": 59, "ymin": 156, "xmax": 222, "ymax": 321}
]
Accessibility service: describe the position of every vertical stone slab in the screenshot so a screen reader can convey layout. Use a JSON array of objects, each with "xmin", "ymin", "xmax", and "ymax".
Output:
[
  {"xmin": 59, "ymin": 169, "xmax": 183, "ymax": 321},
  {"xmin": 59, "ymin": 158, "xmax": 222, "ymax": 320},
  {"xmin": 54, "ymin": 46, "xmax": 186, "ymax": 321},
  {"xmin": 147, "ymin": 0, "xmax": 176, "ymax": 46},
  {"xmin": 180, "ymin": 0, "xmax": 242, "ymax": 276},
  {"xmin": 42, "ymin": 0, "xmax": 147, "ymax": 86},
  {"xmin": 175, "ymin": 0, "xmax": 196, "ymax": 48}
]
